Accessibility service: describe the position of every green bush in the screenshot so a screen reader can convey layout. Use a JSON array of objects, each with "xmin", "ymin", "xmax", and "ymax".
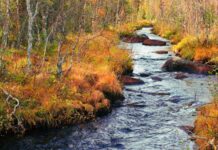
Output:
[
  {"xmin": 10, "ymin": 73, "xmax": 27, "ymax": 85},
  {"xmin": 173, "ymin": 36, "xmax": 199, "ymax": 60}
]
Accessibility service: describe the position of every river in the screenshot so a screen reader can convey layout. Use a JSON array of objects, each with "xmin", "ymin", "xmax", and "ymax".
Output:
[{"xmin": 0, "ymin": 27, "xmax": 215, "ymax": 150}]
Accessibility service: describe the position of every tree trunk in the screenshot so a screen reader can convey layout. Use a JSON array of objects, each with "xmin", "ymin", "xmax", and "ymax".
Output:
[
  {"xmin": 15, "ymin": 0, "xmax": 21, "ymax": 48},
  {"xmin": 57, "ymin": 41, "xmax": 64, "ymax": 78},
  {"xmin": 1, "ymin": 0, "xmax": 10, "ymax": 49},
  {"xmin": 0, "ymin": 0, "xmax": 10, "ymax": 72},
  {"xmin": 26, "ymin": 0, "xmax": 39, "ymax": 70},
  {"xmin": 41, "ymin": 6, "xmax": 48, "ymax": 40}
]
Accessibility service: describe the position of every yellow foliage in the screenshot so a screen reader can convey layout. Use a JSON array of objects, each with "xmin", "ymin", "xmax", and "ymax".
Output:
[
  {"xmin": 210, "ymin": 57, "xmax": 218, "ymax": 65},
  {"xmin": 173, "ymin": 36, "xmax": 198, "ymax": 53},
  {"xmin": 118, "ymin": 20, "xmax": 153, "ymax": 36}
]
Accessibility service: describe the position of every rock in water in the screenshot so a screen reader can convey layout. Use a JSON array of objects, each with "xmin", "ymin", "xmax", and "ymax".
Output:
[
  {"xmin": 162, "ymin": 57, "xmax": 213, "ymax": 74},
  {"xmin": 139, "ymin": 73, "xmax": 152, "ymax": 77},
  {"xmin": 121, "ymin": 34, "xmax": 149, "ymax": 43},
  {"xmin": 154, "ymin": 50, "xmax": 168, "ymax": 54},
  {"xmin": 121, "ymin": 76, "xmax": 144, "ymax": 85},
  {"xmin": 151, "ymin": 76, "xmax": 163, "ymax": 81},
  {"xmin": 143, "ymin": 39, "xmax": 167, "ymax": 46},
  {"xmin": 179, "ymin": 126, "xmax": 194, "ymax": 135}
]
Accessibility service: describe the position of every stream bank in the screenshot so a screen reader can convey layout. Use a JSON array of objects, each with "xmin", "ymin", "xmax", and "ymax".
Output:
[{"xmin": 0, "ymin": 27, "xmax": 216, "ymax": 150}]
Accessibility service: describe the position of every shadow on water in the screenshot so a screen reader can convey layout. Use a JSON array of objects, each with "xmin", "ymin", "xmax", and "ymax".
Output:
[{"xmin": 0, "ymin": 27, "xmax": 216, "ymax": 150}]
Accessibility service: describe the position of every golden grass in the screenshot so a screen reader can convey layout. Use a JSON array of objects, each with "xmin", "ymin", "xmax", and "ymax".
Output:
[
  {"xmin": 117, "ymin": 20, "xmax": 153, "ymax": 37},
  {"xmin": 194, "ymin": 101, "xmax": 218, "ymax": 150},
  {"xmin": 153, "ymin": 21, "xmax": 184, "ymax": 44}
]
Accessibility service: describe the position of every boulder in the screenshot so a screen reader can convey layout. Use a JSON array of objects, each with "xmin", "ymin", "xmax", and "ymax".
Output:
[
  {"xmin": 121, "ymin": 76, "xmax": 144, "ymax": 85},
  {"xmin": 143, "ymin": 39, "xmax": 167, "ymax": 46},
  {"xmin": 162, "ymin": 57, "xmax": 214, "ymax": 75},
  {"xmin": 121, "ymin": 34, "xmax": 149, "ymax": 43}
]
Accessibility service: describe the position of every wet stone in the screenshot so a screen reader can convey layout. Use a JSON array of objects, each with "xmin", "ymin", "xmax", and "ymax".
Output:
[
  {"xmin": 120, "ymin": 128, "xmax": 132, "ymax": 133},
  {"xmin": 154, "ymin": 50, "xmax": 168, "ymax": 54},
  {"xmin": 162, "ymin": 57, "xmax": 214, "ymax": 74},
  {"xmin": 121, "ymin": 76, "xmax": 145, "ymax": 85},
  {"xmin": 121, "ymin": 34, "xmax": 149, "ymax": 43},
  {"xmin": 179, "ymin": 126, "xmax": 194, "ymax": 135},
  {"xmin": 170, "ymin": 98, "xmax": 181, "ymax": 104},
  {"xmin": 139, "ymin": 73, "xmax": 152, "ymax": 77},
  {"xmin": 151, "ymin": 76, "xmax": 163, "ymax": 81},
  {"xmin": 143, "ymin": 39, "xmax": 167, "ymax": 46}
]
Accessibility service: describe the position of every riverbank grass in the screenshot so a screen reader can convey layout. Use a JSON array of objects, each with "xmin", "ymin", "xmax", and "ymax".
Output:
[
  {"xmin": 117, "ymin": 20, "xmax": 153, "ymax": 37},
  {"xmin": 153, "ymin": 21, "xmax": 218, "ymax": 65}
]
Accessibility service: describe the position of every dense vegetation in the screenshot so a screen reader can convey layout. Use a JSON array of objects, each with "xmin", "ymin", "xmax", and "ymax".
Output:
[
  {"xmin": 0, "ymin": 0, "xmax": 147, "ymax": 135},
  {"xmin": 144, "ymin": 0, "xmax": 218, "ymax": 64}
]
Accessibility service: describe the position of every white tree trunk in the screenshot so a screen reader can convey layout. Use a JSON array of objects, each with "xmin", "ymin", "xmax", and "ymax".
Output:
[
  {"xmin": 26, "ymin": 0, "xmax": 39, "ymax": 70},
  {"xmin": 16, "ymin": 0, "xmax": 21, "ymax": 48}
]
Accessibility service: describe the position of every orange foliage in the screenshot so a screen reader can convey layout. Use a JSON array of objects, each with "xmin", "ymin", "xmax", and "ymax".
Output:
[
  {"xmin": 194, "ymin": 102, "xmax": 218, "ymax": 150},
  {"xmin": 194, "ymin": 47, "xmax": 218, "ymax": 62},
  {"xmin": 97, "ymin": 8, "xmax": 106, "ymax": 17}
]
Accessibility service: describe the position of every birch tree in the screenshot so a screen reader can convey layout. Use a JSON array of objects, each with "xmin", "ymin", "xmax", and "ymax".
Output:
[{"xmin": 26, "ymin": 0, "xmax": 39, "ymax": 70}]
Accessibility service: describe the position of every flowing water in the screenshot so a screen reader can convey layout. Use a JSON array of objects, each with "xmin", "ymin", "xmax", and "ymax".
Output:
[{"xmin": 0, "ymin": 28, "xmax": 215, "ymax": 150}]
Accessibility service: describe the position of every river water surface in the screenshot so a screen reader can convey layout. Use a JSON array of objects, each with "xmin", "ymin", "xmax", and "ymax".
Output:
[{"xmin": 0, "ymin": 28, "xmax": 215, "ymax": 150}]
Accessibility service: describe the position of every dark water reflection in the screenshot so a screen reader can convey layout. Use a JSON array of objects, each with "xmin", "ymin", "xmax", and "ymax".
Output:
[{"xmin": 0, "ymin": 28, "xmax": 215, "ymax": 150}]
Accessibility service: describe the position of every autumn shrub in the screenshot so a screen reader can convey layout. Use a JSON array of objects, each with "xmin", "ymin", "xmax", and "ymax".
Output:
[
  {"xmin": 153, "ymin": 21, "xmax": 183, "ymax": 44},
  {"xmin": 195, "ymin": 47, "xmax": 218, "ymax": 63},
  {"xmin": 87, "ymin": 90, "xmax": 104, "ymax": 105}
]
